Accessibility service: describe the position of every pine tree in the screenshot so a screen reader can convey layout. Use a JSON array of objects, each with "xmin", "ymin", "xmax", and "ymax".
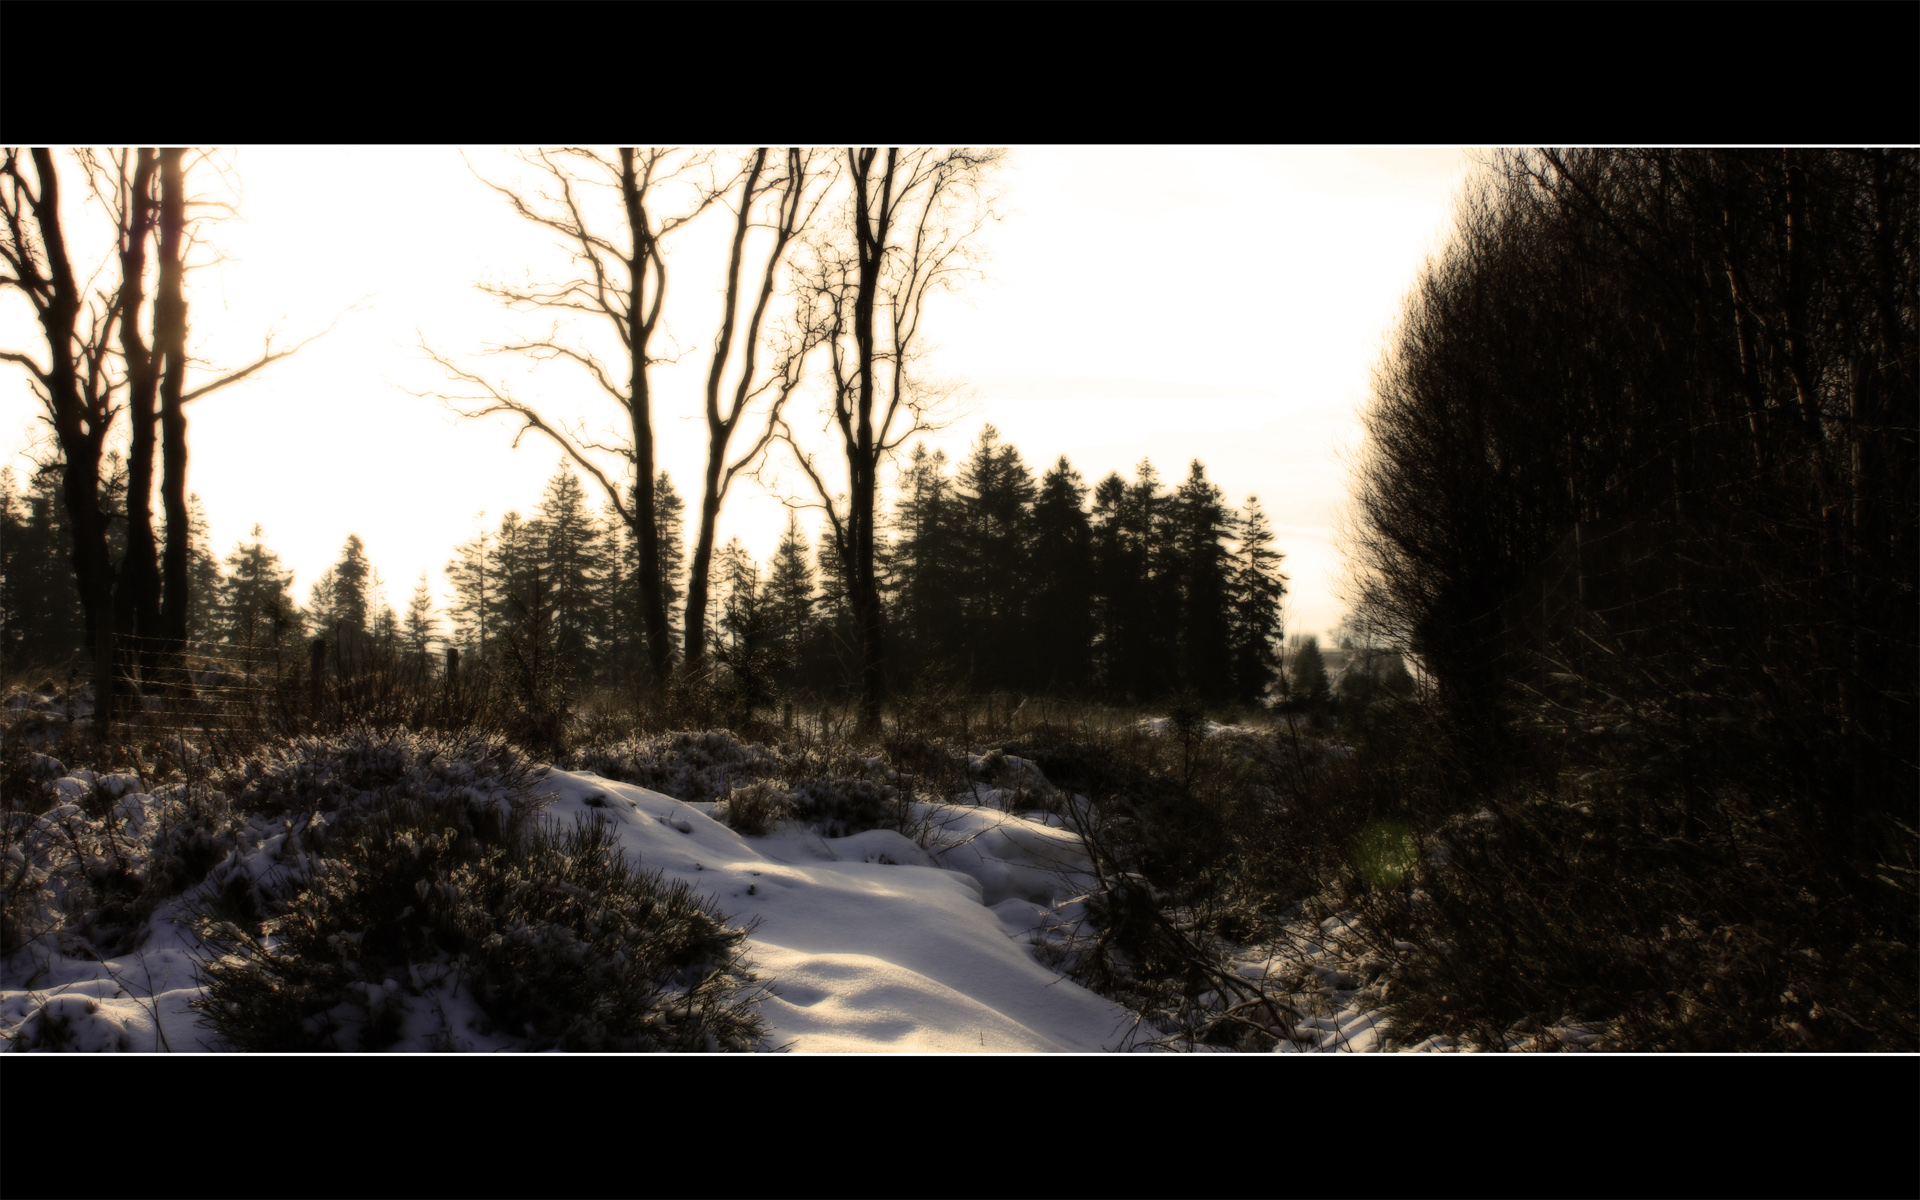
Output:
[
  {"xmin": 446, "ymin": 529, "xmax": 493, "ymax": 663},
  {"xmin": 489, "ymin": 511, "xmax": 562, "ymax": 713},
  {"xmin": 219, "ymin": 526, "xmax": 301, "ymax": 678},
  {"xmin": 954, "ymin": 426, "xmax": 1037, "ymax": 690},
  {"xmin": 1227, "ymin": 496, "xmax": 1287, "ymax": 705},
  {"xmin": 1090, "ymin": 460, "xmax": 1177, "ymax": 700},
  {"xmin": 812, "ymin": 524, "xmax": 858, "ymax": 692},
  {"xmin": 890, "ymin": 443, "xmax": 963, "ymax": 684},
  {"xmin": 369, "ymin": 568, "xmax": 400, "ymax": 670},
  {"xmin": 1289, "ymin": 634, "xmax": 1331, "ymax": 709},
  {"xmin": 371, "ymin": 604, "xmax": 401, "ymax": 670},
  {"xmin": 535, "ymin": 464, "xmax": 606, "ymax": 687},
  {"xmin": 174, "ymin": 494, "xmax": 223, "ymax": 647},
  {"xmin": 404, "ymin": 572, "xmax": 439, "ymax": 678},
  {"xmin": 764, "ymin": 513, "xmax": 817, "ymax": 693},
  {"xmin": 1030, "ymin": 456, "xmax": 1095, "ymax": 694},
  {"xmin": 1130, "ymin": 459, "xmax": 1182, "ymax": 698},
  {"xmin": 486, "ymin": 512, "xmax": 542, "ymax": 657},
  {"xmin": 328, "ymin": 535, "xmax": 374, "ymax": 670},
  {"xmin": 0, "ymin": 464, "xmax": 88, "ymax": 666},
  {"xmin": 307, "ymin": 567, "xmax": 339, "ymax": 649},
  {"xmin": 714, "ymin": 538, "xmax": 773, "ymax": 706},
  {"xmin": 1172, "ymin": 461, "xmax": 1234, "ymax": 701},
  {"xmin": 1089, "ymin": 471, "xmax": 1134, "ymax": 699}
]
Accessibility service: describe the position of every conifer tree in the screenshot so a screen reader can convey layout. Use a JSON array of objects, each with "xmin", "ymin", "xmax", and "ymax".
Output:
[
  {"xmin": 1090, "ymin": 460, "xmax": 1178, "ymax": 699},
  {"xmin": 0, "ymin": 466, "xmax": 88, "ymax": 667},
  {"xmin": 446, "ymin": 529, "xmax": 493, "ymax": 663},
  {"xmin": 955, "ymin": 426, "xmax": 1037, "ymax": 689},
  {"xmin": 890, "ymin": 444, "xmax": 963, "ymax": 684},
  {"xmin": 812, "ymin": 525, "xmax": 859, "ymax": 692},
  {"xmin": 179, "ymin": 495, "xmax": 223, "ymax": 646},
  {"xmin": 1130, "ymin": 459, "xmax": 1182, "ymax": 697},
  {"xmin": 5, "ymin": 465, "xmax": 91, "ymax": 665},
  {"xmin": 327, "ymin": 534, "xmax": 373, "ymax": 669},
  {"xmin": 1227, "ymin": 496, "xmax": 1287, "ymax": 704},
  {"xmin": 1030, "ymin": 456, "xmax": 1094, "ymax": 694},
  {"xmin": 714, "ymin": 537, "xmax": 774, "ymax": 706},
  {"xmin": 404, "ymin": 572, "xmax": 439, "ymax": 678},
  {"xmin": 764, "ymin": 513, "xmax": 817, "ymax": 693},
  {"xmin": 486, "ymin": 513, "xmax": 542, "ymax": 654},
  {"xmin": 307, "ymin": 567, "xmax": 338, "ymax": 650},
  {"xmin": 652, "ymin": 471, "xmax": 686, "ymax": 669},
  {"xmin": 219, "ymin": 526, "xmax": 301, "ymax": 677},
  {"xmin": 1088, "ymin": 471, "xmax": 1135, "ymax": 699},
  {"xmin": 1289, "ymin": 634, "xmax": 1331, "ymax": 709},
  {"xmin": 1172, "ymin": 460, "xmax": 1234, "ymax": 701},
  {"xmin": 535, "ymin": 464, "xmax": 606, "ymax": 686},
  {"xmin": 489, "ymin": 511, "xmax": 562, "ymax": 707},
  {"xmin": 369, "ymin": 568, "xmax": 399, "ymax": 669},
  {"xmin": 372, "ymin": 604, "xmax": 401, "ymax": 670}
]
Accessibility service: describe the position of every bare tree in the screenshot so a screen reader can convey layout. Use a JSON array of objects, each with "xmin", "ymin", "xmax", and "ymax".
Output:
[
  {"xmin": 429, "ymin": 148, "xmax": 729, "ymax": 687},
  {"xmin": 0, "ymin": 147, "xmax": 318, "ymax": 721},
  {"xmin": 680, "ymin": 148, "xmax": 833, "ymax": 673},
  {"xmin": 779, "ymin": 147, "xmax": 1003, "ymax": 730}
]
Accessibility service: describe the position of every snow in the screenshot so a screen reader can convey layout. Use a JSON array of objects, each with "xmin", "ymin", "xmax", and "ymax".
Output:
[
  {"xmin": 549, "ymin": 770, "xmax": 1136, "ymax": 1052},
  {"xmin": 2, "ymin": 759, "xmax": 1141, "ymax": 1052},
  {"xmin": 5, "ymin": 742, "xmax": 1568, "ymax": 1053}
]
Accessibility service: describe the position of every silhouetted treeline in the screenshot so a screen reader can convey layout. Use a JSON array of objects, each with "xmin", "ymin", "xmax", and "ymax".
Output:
[
  {"xmin": 436, "ymin": 433, "xmax": 1290, "ymax": 705},
  {"xmin": 1351, "ymin": 148, "xmax": 1917, "ymax": 860},
  {"xmin": 1, "ymin": 460, "xmax": 220, "ymax": 673},
  {"xmin": 6, "ymin": 428, "xmax": 1292, "ymax": 709},
  {"xmin": 0, "ymin": 463, "xmax": 93, "ymax": 668},
  {"xmin": 865, "ymin": 429, "xmax": 1286, "ymax": 703}
]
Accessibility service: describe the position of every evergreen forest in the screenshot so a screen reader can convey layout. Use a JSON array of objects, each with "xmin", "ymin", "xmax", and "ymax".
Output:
[{"xmin": 2, "ymin": 431, "xmax": 1293, "ymax": 713}]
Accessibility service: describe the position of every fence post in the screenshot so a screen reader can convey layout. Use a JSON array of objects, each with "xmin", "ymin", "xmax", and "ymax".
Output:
[{"xmin": 445, "ymin": 647, "xmax": 459, "ymax": 725}]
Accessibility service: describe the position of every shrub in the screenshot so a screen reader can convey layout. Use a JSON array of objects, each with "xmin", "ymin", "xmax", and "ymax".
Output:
[
  {"xmin": 789, "ymin": 776, "xmax": 900, "ymax": 838},
  {"xmin": 567, "ymin": 729, "xmax": 781, "ymax": 802},
  {"xmin": 1364, "ymin": 769, "xmax": 1920, "ymax": 1053},
  {"xmin": 194, "ymin": 801, "xmax": 768, "ymax": 1052},
  {"xmin": 715, "ymin": 780, "xmax": 796, "ymax": 836}
]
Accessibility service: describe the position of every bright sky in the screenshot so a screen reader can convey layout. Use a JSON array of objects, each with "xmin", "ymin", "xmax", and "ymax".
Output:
[{"xmin": 2, "ymin": 146, "xmax": 1475, "ymax": 644}]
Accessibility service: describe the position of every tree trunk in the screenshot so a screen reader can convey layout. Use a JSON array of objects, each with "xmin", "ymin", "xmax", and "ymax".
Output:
[
  {"xmin": 684, "ymin": 476, "xmax": 723, "ymax": 672},
  {"xmin": 113, "ymin": 149, "xmax": 163, "ymax": 689},
  {"xmin": 157, "ymin": 149, "xmax": 192, "ymax": 661},
  {"xmin": 847, "ymin": 149, "xmax": 891, "ymax": 732},
  {"xmin": 620, "ymin": 149, "xmax": 673, "ymax": 687},
  {"xmin": 24, "ymin": 150, "xmax": 120, "ymax": 707}
]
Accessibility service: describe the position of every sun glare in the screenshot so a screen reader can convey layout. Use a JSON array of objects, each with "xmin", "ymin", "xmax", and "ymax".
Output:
[{"xmin": 1, "ymin": 145, "xmax": 1471, "ymax": 640}]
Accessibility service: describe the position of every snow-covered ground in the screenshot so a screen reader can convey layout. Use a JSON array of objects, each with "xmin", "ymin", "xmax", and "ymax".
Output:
[
  {"xmin": 3, "ymin": 734, "xmax": 1599, "ymax": 1053},
  {"xmin": 2, "ymin": 758, "xmax": 1141, "ymax": 1052}
]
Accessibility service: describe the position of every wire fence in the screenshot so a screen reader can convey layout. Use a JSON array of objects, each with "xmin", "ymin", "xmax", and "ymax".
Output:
[{"xmin": 90, "ymin": 632, "xmax": 463, "ymax": 743}]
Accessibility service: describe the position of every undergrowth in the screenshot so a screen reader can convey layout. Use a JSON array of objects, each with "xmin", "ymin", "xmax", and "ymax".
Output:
[
  {"xmin": 10, "ymin": 654, "xmax": 1911, "ymax": 1053},
  {"xmin": 194, "ymin": 802, "xmax": 766, "ymax": 1052}
]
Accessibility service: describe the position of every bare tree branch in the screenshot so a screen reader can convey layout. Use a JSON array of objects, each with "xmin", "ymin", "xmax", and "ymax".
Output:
[{"xmin": 178, "ymin": 301, "xmax": 360, "ymax": 403}]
